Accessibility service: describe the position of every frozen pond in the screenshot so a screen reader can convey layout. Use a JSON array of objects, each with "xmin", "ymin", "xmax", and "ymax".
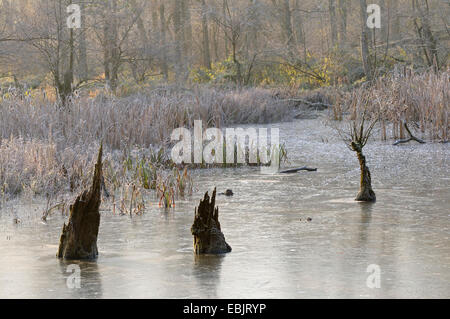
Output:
[{"xmin": 1, "ymin": 118, "xmax": 449, "ymax": 298}]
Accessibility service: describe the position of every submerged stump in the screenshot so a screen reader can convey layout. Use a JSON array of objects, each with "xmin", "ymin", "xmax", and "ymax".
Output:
[
  {"xmin": 57, "ymin": 145, "xmax": 103, "ymax": 260},
  {"xmin": 191, "ymin": 188, "xmax": 232, "ymax": 254}
]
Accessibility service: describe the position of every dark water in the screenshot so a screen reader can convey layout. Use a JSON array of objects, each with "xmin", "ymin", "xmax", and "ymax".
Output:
[{"xmin": 1, "ymin": 119, "xmax": 449, "ymax": 298}]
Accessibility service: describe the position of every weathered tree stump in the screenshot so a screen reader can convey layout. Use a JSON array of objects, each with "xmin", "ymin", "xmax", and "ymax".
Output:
[
  {"xmin": 191, "ymin": 188, "xmax": 232, "ymax": 254},
  {"xmin": 57, "ymin": 145, "xmax": 103, "ymax": 260}
]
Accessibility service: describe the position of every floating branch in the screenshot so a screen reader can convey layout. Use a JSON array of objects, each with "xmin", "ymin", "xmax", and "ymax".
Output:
[
  {"xmin": 280, "ymin": 167, "xmax": 318, "ymax": 174},
  {"xmin": 393, "ymin": 122, "xmax": 426, "ymax": 145}
]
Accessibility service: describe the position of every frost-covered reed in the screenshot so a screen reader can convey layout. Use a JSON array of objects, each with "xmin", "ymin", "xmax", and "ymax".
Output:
[{"xmin": 0, "ymin": 87, "xmax": 293, "ymax": 200}]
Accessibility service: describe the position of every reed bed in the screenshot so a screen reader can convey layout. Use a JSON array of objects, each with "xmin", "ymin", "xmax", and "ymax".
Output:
[
  {"xmin": 0, "ymin": 86, "xmax": 293, "ymax": 202},
  {"xmin": 0, "ymin": 86, "xmax": 294, "ymax": 152},
  {"xmin": 334, "ymin": 70, "xmax": 449, "ymax": 142}
]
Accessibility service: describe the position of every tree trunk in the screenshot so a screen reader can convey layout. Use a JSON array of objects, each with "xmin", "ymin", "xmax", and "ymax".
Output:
[
  {"xmin": 57, "ymin": 28, "xmax": 74, "ymax": 105},
  {"xmin": 130, "ymin": 0, "xmax": 149, "ymax": 50},
  {"xmin": 281, "ymin": 0, "xmax": 295, "ymax": 58},
  {"xmin": 103, "ymin": 13, "xmax": 111, "ymax": 88},
  {"xmin": 212, "ymin": 18, "xmax": 220, "ymax": 62},
  {"xmin": 183, "ymin": 0, "xmax": 193, "ymax": 61},
  {"xmin": 379, "ymin": 0, "xmax": 387, "ymax": 43},
  {"xmin": 389, "ymin": 0, "xmax": 400, "ymax": 40},
  {"xmin": 293, "ymin": 0, "xmax": 305, "ymax": 55},
  {"xmin": 54, "ymin": 0, "xmax": 74, "ymax": 105},
  {"xmin": 413, "ymin": 0, "xmax": 439, "ymax": 69},
  {"xmin": 355, "ymin": 150, "xmax": 376, "ymax": 202},
  {"xmin": 222, "ymin": 0, "xmax": 229, "ymax": 58},
  {"xmin": 78, "ymin": 2, "xmax": 88, "ymax": 82},
  {"xmin": 247, "ymin": 0, "xmax": 259, "ymax": 54},
  {"xmin": 57, "ymin": 145, "xmax": 103, "ymax": 260},
  {"xmin": 151, "ymin": 0, "xmax": 160, "ymax": 45},
  {"xmin": 329, "ymin": 0, "xmax": 338, "ymax": 48},
  {"xmin": 359, "ymin": 0, "xmax": 372, "ymax": 80},
  {"xmin": 173, "ymin": 0, "xmax": 184, "ymax": 82},
  {"xmin": 338, "ymin": 0, "xmax": 348, "ymax": 47},
  {"xmin": 159, "ymin": 3, "xmax": 169, "ymax": 81},
  {"xmin": 102, "ymin": 0, "xmax": 119, "ymax": 91},
  {"xmin": 191, "ymin": 188, "xmax": 232, "ymax": 254},
  {"xmin": 201, "ymin": 0, "xmax": 212, "ymax": 70},
  {"xmin": 232, "ymin": 39, "xmax": 242, "ymax": 86},
  {"xmin": 109, "ymin": 0, "xmax": 119, "ymax": 91}
]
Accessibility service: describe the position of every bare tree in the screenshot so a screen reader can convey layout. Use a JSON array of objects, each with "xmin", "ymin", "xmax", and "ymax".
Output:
[
  {"xmin": 339, "ymin": 90, "xmax": 379, "ymax": 202},
  {"xmin": 269, "ymin": 0, "xmax": 295, "ymax": 59},
  {"xmin": 1, "ymin": 0, "xmax": 447, "ymax": 90},
  {"xmin": 211, "ymin": 0, "xmax": 248, "ymax": 85},
  {"xmin": 13, "ymin": 0, "xmax": 76, "ymax": 104},
  {"xmin": 412, "ymin": 0, "xmax": 440, "ymax": 69}
]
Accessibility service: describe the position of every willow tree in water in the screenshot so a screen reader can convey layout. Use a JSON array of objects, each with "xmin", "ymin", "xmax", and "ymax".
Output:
[{"xmin": 339, "ymin": 92, "xmax": 379, "ymax": 202}]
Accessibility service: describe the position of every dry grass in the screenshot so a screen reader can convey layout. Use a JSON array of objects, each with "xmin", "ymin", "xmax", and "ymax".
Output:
[
  {"xmin": 0, "ymin": 138, "xmax": 95, "ymax": 200},
  {"xmin": 0, "ymin": 86, "xmax": 293, "ymax": 201},
  {"xmin": 0, "ymin": 86, "xmax": 294, "ymax": 152}
]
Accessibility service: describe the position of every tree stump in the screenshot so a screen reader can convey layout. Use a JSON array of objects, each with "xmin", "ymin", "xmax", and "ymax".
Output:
[
  {"xmin": 57, "ymin": 145, "xmax": 103, "ymax": 260},
  {"xmin": 191, "ymin": 188, "xmax": 232, "ymax": 254}
]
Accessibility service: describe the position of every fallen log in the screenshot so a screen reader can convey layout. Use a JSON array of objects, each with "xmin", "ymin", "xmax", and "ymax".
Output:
[
  {"xmin": 191, "ymin": 188, "xmax": 232, "ymax": 254},
  {"xmin": 393, "ymin": 122, "xmax": 426, "ymax": 146},
  {"xmin": 280, "ymin": 166, "xmax": 318, "ymax": 174},
  {"xmin": 57, "ymin": 145, "xmax": 103, "ymax": 260},
  {"xmin": 282, "ymin": 98, "xmax": 333, "ymax": 109}
]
